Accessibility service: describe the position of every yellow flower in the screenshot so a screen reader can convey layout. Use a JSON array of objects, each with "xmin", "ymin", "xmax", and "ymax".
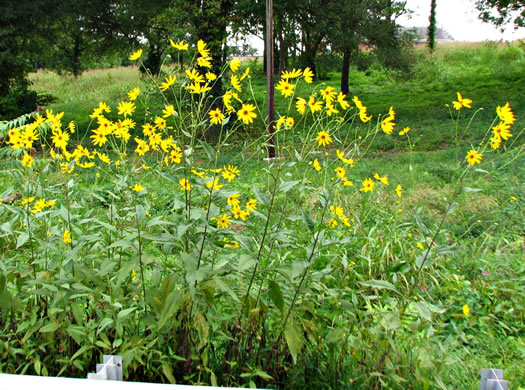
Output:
[
  {"xmin": 359, "ymin": 109, "xmax": 372, "ymax": 123},
  {"xmin": 134, "ymin": 138, "xmax": 150, "ymax": 156},
  {"xmin": 462, "ymin": 304, "xmax": 470, "ymax": 317},
  {"xmin": 490, "ymin": 136, "xmax": 501, "ymax": 149},
  {"xmin": 336, "ymin": 150, "xmax": 354, "ymax": 167},
  {"xmin": 97, "ymin": 152, "xmax": 110, "ymax": 164},
  {"xmin": 159, "ymin": 75, "xmax": 176, "ymax": 92},
  {"xmin": 335, "ymin": 167, "xmax": 346, "ymax": 180},
  {"xmin": 132, "ymin": 184, "xmax": 145, "ymax": 192},
  {"xmin": 240, "ymin": 67, "xmax": 250, "ymax": 81},
  {"xmin": 276, "ymin": 79, "xmax": 295, "ymax": 98},
  {"xmin": 224, "ymin": 238, "xmax": 240, "ymax": 249},
  {"xmin": 328, "ymin": 219, "xmax": 338, "ymax": 228},
  {"xmin": 132, "ymin": 270, "xmax": 137, "ymax": 281},
  {"xmin": 185, "ymin": 82, "xmax": 211, "ymax": 94},
  {"xmin": 465, "ymin": 150, "xmax": 483, "ymax": 166},
  {"xmin": 231, "ymin": 206, "xmax": 248, "ymax": 221},
  {"xmin": 206, "ymin": 177, "xmax": 224, "ymax": 191},
  {"xmin": 209, "ymin": 108, "xmax": 225, "ymax": 125},
  {"xmin": 399, "ymin": 127, "xmax": 411, "ymax": 136},
  {"xmin": 222, "ymin": 165, "xmax": 239, "ymax": 182},
  {"xmin": 320, "ymin": 86, "xmax": 336, "ymax": 103},
  {"xmin": 381, "ymin": 116, "xmax": 396, "ymax": 135},
  {"xmin": 129, "ymin": 49, "xmax": 142, "ymax": 61},
  {"xmin": 343, "ymin": 180, "xmax": 353, "ymax": 186},
  {"xmin": 231, "ymin": 75, "xmax": 242, "ymax": 92},
  {"xmin": 452, "ymin": 92, "xmax": 473, "ymax": 110},
  {"xmin": 316, "ymin": 131, "xmax": 332, "ymax": 147},
  {"xmin": 197, "ymin": 56, "xmax": 212, "ymax": 68},
  {"xmin": 128, "ymin": 88, "xmax": 140, "ymax": 101},
  {"xmin": 246, "ymin": 198, "xmax": 257, "ymax": 211},
  {"xmin": 186, "ymin": 69, "xmax": 204, "ymax": 83},
  {"xmin": 338, "ymin": 215, "xmax": 351, "ymax": 227},
  {"xmin": 396, "ymin": 184, "xmax": 402, "ymax": 198},
  {"xmin": 179, "ymin": 178, "xmax": 193, "ymax": 191},
  {"xmin": 217, "ymin": 214, "xmax": 231, "ymax": 229},
  {"xmin": 63, "ymin": 230, "xmax": 72, "ymax": 244},
  {"xmin": 68, "ymin": 121, "xmax": 76, "ymax": 133},
  {"xmin": 197, "ymin": 40, "xmax": 210, "ymax": 57},
  {"xmin": 325, "ymin": 102, "xmax": 339, "ymax": 116},
  {"xmin": 162, "ymin": 104, "xmax": 176, "ymax": 118},
  {"xmin": 281, "ymin": 68, "xmax": 302, "ymax": 79},
  {"xmin": 227, "ymin": 193, "xmax": 241, "ymax": 207},
  {"xmin": 22, "ymin": 197, "xmax": 35, "ymax": 205},
  {"xmin": 206, "ymin": 72, "xmax": 217, "ymax": 81},
  {"xmin": 373, "ymin": 173, "xmax": 389, "ymax": 186},
  {"xmin": 296, "ymin": 97, "xmax": 307, "ymax": 115},
  {"xmin": 170, "ymin": 39, "xmax": 188, "ymax": 50},
  {"xmin": 417, "ymin": 242, "xmax": 425, "ymax": 250},
  {"xmin": 154, "ymin": 117, "xmax": 167, "ymax": 129},
  {"xmin": 492, "ymin": 122, "xmax": 512, "ymax": 141},
  {"xmin": 237, "ymin": 104, "xmax": 257, "ymax": 125},
  {"xmin": 21, "ymin": 154, "xmax": 33, "ymax": 168},
  {"xmin": 330, "ymin": 205, "xmax": 344, "ymax": 217},
  {"xmin": 337, "ymin": 92, "xmax": 350, "ymax": 109},
  {"xmin": 308, "ymin": 96, "xmax": 323, "ymax": 113},
  {"xmin": 303, "ymin": 67, "xmax": 314, "ymax": 83},
  {"xmin": 230, "ymin": 58, "xmax": 241, "ymax": 72},
  {"xmin": 360, "ymin": 178, "xmax": 374, "ymax": 192},
  {"xmin": 496, "ymin": 102, "xmax": 515, "ymax": 125},
  {"xmin": 510, "ymin": 196, "xmax": 517, "ymax": 202},
  {"xmin": 31, "ymin": 198, "xmax": 47, "ymax": 214},
  {"xmin": 117, "ymin": 101, "xmax": 136, "ymax": 117},
  {"xmin": 308, "ymin": 158, "xmax": 322, "ymax": 172}
]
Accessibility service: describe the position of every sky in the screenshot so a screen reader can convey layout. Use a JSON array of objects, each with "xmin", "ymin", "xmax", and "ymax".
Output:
[{"xmin": 399, "ymin": 0, "xmax": 525, "ymax": 41}]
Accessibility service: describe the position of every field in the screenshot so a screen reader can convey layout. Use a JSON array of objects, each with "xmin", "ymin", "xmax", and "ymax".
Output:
[{"xmin": 0, "ymin": 41, "xmax": 523, "ymax": 388}]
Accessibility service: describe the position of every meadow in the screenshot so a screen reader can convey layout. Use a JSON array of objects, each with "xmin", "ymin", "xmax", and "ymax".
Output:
[{"xmin": 0, "ymin": 41, "xmax": 523, "ymax": 388}]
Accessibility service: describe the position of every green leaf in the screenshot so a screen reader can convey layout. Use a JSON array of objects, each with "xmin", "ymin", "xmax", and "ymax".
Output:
[
  {"xmin": 162, "ymin": 362, "xmax": 177, "ymax": 384},
  {"xmin": 413, "ymin": 301, "xmax": 432, "ymax": 321},
  {"xmin": 39, "ymin": 321, "xmax": 60, "ymax": 333},
  {"xmin": 194, "ymin": 313, "xmax": 209, "ymax": 350},
  {"xmin": 284, "ymin": 317, "xmax": 303, "ymax": 364},
  {"xmin": 117, "ymin": 307, "xmax": 137, "ymax": 320},
  {"xmin": 463, "ymin": 187, "xmax": 482, "ymax": 193},
  {"xmin": 445, "ymin": 202, "xmax": 459, "ymax": 216},
  {"xmin": 359, "ymin": 280, "xmax": 399, "ymax": 293},
  {"xmin": 302, "ymin": 210, "xmax": 315, "ymax": 233},
  {"xmin": 279, "ymin": 179, "xmax": 300, "ymax": 193},
  {"xmin": 414, "ymin": 214, "xmax": 431, "ymax": 236},
  {"xmin": 97, "ymin": 317, "xmax": 114, "ymax": 335},
  {"xmin": 16, "ymin": 233, "xmax": 30, "ymax": 249},
  {"xmin": 157, "ymin": 290, "xmax": 182, "ymax": 329},
  {"xmin": 238, "ymin": 255, "xmax": 257, "ymax": 272},
  {"xmin": 253, "ymin": 184, "xmax": 270, "ymax": 206},
  {"xmin": 136, "ymin": 204, "xmax": 146, "ymax": 224},
  {"xmin": 268, "ymin": 280, "xmax": 284, "ymax": 314}
]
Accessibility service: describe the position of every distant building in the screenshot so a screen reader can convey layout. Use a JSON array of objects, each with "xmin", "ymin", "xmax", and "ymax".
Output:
[{"xmin": 400, "ymin": 27, "xmax": 455, "ymax": 45}]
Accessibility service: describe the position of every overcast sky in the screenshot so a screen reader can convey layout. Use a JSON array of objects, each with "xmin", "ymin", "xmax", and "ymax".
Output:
[{"xmin": 399, "ymin": 0, "xmax": 525, "ymax": 41}]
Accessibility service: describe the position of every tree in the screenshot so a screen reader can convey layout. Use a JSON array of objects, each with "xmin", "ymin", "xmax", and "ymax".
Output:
[
  {"xmin": 0, "ymin": 0, "xmax": 63, "ymax": 118},
  {"xmin": 475, "ymin": 0, "xmax": 525, "ymax": 28},
  {"xmin": 428, "ymin": 0, "xmax": 437, "ymax": 51}
]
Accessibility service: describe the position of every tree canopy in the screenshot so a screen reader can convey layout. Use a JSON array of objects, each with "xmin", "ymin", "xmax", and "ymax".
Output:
[{"xmin": 475, "ymin": 0, "xmax": 525, "ymax": 28}]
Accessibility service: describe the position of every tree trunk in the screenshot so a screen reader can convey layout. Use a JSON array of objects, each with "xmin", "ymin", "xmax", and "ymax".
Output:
[
  {"xmin": 428, "ymin": 0, "xmax": 437, "ymax": 51},
  {"xmin": 340, "ymin": 49, "xmax": 351, "ymax": 95}
]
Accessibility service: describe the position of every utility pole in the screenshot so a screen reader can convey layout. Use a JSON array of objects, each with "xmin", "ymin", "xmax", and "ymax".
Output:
[{"xmin": 266, "ymin": 0, "xmax": 275, "ymax": 158}]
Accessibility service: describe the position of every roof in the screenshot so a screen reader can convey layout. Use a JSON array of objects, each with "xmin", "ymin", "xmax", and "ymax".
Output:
[{"xmin": 400, "ymin": 26, "xmax": 455, "ymax": 42}]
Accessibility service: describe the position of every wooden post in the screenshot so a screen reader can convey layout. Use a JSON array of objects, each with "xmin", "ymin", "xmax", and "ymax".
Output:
[{"xmin": 265, "ymin": 0, "xmax": 275, "ymax": 158}]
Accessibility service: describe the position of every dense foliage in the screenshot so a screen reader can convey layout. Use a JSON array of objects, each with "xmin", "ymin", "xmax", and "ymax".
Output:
[{"xmin": 0, "ymin": 41, "xmax": 523, "ymax": 388}]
